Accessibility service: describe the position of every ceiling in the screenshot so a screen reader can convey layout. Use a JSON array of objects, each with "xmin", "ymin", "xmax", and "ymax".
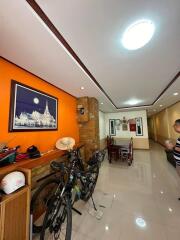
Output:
[{"xmin": 0, "ymin": 0, "xmax": 180, "ymax": 115}]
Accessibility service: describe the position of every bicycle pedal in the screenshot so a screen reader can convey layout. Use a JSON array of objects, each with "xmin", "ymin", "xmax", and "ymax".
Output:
[
  {"xmin": 88, "ymin": 208, "xmax": 96, "ymax": 217},
  {"xmin": 95, "ymin": 210, "xmax": 103, "ymax": 220}
]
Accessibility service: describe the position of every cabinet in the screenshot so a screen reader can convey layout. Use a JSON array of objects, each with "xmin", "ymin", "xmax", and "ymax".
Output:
[
  {"xmin": 0, "ymin": 149, "xmax": 68, "ymax": 239},
  {"xmin": 0, "ymin": 186, "xmax": 30, "ymax": 240}
]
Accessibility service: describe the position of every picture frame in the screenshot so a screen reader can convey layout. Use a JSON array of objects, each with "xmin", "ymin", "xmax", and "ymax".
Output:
[
  {"xmin": 109, "ymin": 119, "xmax": 116, "ymax": 136},
  {"xmin": 122, "ymin": 116, "xmax": 128, "ymax": 131},
  {"xmin": 115, "ymin": 119, "xmax": 121, "ymax": 130},
  {"xmin": 9, "ymin": 80, "xmax": 58, "ymax": 132},
  {"xmin": 136, "ymin": 117, "xmax": 143, "ymax": 136}
]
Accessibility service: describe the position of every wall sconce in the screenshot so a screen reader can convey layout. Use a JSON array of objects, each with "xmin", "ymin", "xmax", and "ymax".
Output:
[{"xmin": 77, "ymin": 105, "xmax": 85, "ymax": 115}]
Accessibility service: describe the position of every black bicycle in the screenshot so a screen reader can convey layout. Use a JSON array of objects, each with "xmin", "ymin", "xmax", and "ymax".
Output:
[{"xmin": 31, "ymin": 147, "xmax": 106, "ymax": 239}]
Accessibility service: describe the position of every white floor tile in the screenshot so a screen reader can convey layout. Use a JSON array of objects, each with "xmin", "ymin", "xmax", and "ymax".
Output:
[{"xmin": 33, "ymin": 141, "xmax": 180, "ymax": 240}]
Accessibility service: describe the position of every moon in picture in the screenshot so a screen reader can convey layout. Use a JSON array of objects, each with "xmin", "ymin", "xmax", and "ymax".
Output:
[{"xmin": 33, "ymin": 97, "xmax": 39, "ymax": 104}]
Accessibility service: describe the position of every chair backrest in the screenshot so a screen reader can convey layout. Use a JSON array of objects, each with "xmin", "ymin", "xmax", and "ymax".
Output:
[
  {"xmin": 111, "ymin": 137, "xmax": 115, "ymax": 145},
  {"xmin": 107, "ymin": 136, "xmax": 114, "ymax": 147},
  {"xmin": 107, "ymin": 136, "xmax": 111, "ymax": 147},
  {"xmin": 129, "ymin": 138, "xmax": 133, "ymax": 158}
]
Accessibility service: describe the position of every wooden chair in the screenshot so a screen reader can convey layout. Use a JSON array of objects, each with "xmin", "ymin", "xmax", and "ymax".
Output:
[
  {"xmin": 107, "ymin": 145, "xmax": 119, "ymax": 163},
  {"xmin": 107, "ymin": 136, "xmax": 119, "ymax": 163},
  {"xmin": 120, "ymin": 138, "xmax": 133, "ymax": 166}
]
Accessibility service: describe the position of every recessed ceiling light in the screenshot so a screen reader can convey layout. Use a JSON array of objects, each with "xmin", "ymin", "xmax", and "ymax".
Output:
[
  {"xmin": 159, "ymin": 105, "xmax": 163, "ymax": 107},
  {"xmin": 100, "ymin": 102, "xmax": 104, "ymax": 105},
  {"xmin": 122, "ymin": 19, "xmax": 155, "ymax": 50},
  {"xmin": 80, "ymin": 86, "xmax": 85, "ymax": 90},
  {"xmin": 173, "ymin": 92, "xmax": 179, "ymax": 96},
  {"xmin": 168, "ymin": 208, "xmax": 173, "ymax": 212},
  {"xmin": 105, "ymin": 225, "xmax": 109, "ymax": 231},
  {"xmin": 135, "ymin": 217, "xmax": 147, "ymax": 228},
  {"xmin": 125, "ymin": 98, "xmax": 142, "ymax": 106}
]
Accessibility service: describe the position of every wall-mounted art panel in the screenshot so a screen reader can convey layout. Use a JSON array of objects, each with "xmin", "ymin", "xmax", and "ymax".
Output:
[{"xmin": 9, "ymin": 80, "xmax": 58, "ymax": 132}]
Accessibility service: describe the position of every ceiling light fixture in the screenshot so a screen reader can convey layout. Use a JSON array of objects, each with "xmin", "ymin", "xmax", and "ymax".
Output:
[
  {"xmin": 100, "ymin": 102, "xmax": 104, "ymax": 105},
  {"xmin": 105, "ymin": 225, "xmax": 109, "ymax": 231},
  {"xmin": 125, "ymin": 98, "xmax": 142, "ymax": 106},
  {"xmin": 168, "ymin": 208, "xmax": 173, "ymax": 212},
  {"xmin": 135, "ymin": 217, "xmax": 147, "ymax": 228},
  {"xmin": 173, "ymin": 92, "xmax": 179, "ymax": 96},
  {"xmin": 122, "ymin": 19, "xmax": 155, "ymax": 50},
  {"xmin": 159, "ymin": 105, "xmax": 163, "ymax": 107},
  {"xmin": 80, "ymin": 86, "xmax": 85, "ymax": 90}
]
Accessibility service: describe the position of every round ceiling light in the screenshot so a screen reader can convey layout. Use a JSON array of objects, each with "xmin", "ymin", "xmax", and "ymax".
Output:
[
  {"xmin": 135, "ymin": 217, "xmax": 147, "ymax": 228},
  {"xmin": 125, "ymin": 98, "xmax": 142, "ymax": 106},
  {"xmin": 122, "ymin": 19, "xmax": 155, "ymax": 50}
]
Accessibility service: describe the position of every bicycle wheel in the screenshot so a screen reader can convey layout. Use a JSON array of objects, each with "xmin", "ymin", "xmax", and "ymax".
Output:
[
  {"xmin": 82, "ymin": 165, "xmax": 99, "ymax": 201},
  {"xmin": 31, "ymin": 178, "xmax": 60, "ymax": 233},
  {"xmin": 40, "ymin": 195, "xmax": 72, "ymax": 240}
]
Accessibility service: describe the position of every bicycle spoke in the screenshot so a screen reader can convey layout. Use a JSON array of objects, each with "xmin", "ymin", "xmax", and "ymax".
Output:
[{"xmin": 42, "ymin": 199, "xmax": 68, "ymax": 240}]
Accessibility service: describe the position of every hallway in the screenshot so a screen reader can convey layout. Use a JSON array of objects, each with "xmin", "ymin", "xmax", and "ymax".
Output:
[{"xmin": 72, "ymin": 141, "xmax": 180, "ymax": 240}]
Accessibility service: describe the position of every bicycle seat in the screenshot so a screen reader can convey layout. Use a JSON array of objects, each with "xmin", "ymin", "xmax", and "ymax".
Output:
[{"xmin": 51, "ymin": 161, "xmax": 65, "ymax": 171}]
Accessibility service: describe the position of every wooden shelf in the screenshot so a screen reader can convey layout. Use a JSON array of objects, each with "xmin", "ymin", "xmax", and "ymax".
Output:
[{"xmin": 0, "ymin": 149, "xmax": 63, "ymax": 178}]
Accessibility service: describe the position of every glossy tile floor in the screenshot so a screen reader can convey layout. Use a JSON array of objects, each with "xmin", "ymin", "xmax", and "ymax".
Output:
[{"xmin": 34, "ymin": 141, "xmax": 180, "ymax": 239}]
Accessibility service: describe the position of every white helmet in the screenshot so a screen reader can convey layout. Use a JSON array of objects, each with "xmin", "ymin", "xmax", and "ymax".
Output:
[{"xmin": 0, "ymin": 171, "xmax": 25, "ymax": 194}]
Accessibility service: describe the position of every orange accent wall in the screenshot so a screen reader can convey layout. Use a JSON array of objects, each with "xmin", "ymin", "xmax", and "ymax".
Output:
[{"xmin": 0, "ymin": 57, "xmax": 79, "ymax": 152}]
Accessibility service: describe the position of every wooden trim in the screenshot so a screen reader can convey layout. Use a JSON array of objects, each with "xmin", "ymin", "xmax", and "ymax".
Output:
[
  {"xmin": 26, "ymin": 0, "xmax": 116, "ymax": 108},
  {"xmin": 4, "ymin": 1, "xmax": 180, "ymax": 110},
  {"xmin": 152, "ymin": 72, "xmax": 180, "ymax": 104},
  {"xmin": 150, "ymin": 100, "xmax": 180, "ymax": 117},
  {"xmin": 0, "ymin": 204, "xmax": 5, "ymax": 240},
  {"xmin": 0, "ymin": 56, "xmax": 76, "ymax": 99},
  {"xmin": 26, "ymin": 187, "xmax": 30, "ymax": 240}
]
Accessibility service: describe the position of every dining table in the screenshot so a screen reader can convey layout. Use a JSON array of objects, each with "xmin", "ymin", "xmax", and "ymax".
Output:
[
  {"xmin": 108, "ymin": 138, "xmax": 133, "ymax": 165},
  {"xmin": 113, "ymin": 139, "xmax": 131, "ymax": 148}
]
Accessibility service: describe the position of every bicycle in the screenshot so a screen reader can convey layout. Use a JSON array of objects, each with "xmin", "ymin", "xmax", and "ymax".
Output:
[{"xmin": 31, "ymin": 147, "xmax": 106, "ymax": 238}]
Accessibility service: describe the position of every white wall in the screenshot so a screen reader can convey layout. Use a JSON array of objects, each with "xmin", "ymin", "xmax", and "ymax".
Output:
[
  {"xmin": 99, "ymin": 111, "xmax": 106, "ymax": 140},
  {"xmin": 105, "ymin": 110, "xmax": 149, "ymax": 139}
]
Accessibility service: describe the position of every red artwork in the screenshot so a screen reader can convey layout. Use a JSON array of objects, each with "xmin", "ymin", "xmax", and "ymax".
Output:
[{"xmin": 129, "ymin": 119, "xmax": 136, "ymax": 132}]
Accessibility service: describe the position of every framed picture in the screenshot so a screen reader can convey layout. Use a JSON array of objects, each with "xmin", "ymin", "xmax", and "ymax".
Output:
[
  {"xmin": 114, "ymin": 119, "xmax": 121, "ymax": 130},
  {"xmin": 109, "ymin": 119, "xmax": 116, "ymax": 136},
  {"xmin": 122, "ymin": 116, "xmax": 128, "ymax": 131},
  {"xmin": 136, "ymin": 117, "xmax": 143, "ymax": 136},
  {"xmin": 129, "ymin": 118, "xmax": 136, "ymax": 132},
  {"xmin": 9, "ymin": 80, "xmax": 58, "ymax": 132}
]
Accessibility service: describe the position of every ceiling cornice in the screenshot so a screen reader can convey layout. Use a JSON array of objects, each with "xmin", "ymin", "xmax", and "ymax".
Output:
[
  {"xmin": 0, "ymin": 56, "xmax": 76, "ymax": 99},
  {"xmin": 11, "ymin": 0, "xmax": 178, "ymax": 110},
  {"xmin": 26, "ymin": 0, "xmax": 117, "ymax": 108}
]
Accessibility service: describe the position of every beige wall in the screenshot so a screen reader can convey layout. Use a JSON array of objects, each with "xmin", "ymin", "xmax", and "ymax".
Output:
[
  {"xmin": 99, "ymin": 111, "xmax": 106, "ymax": 140},
  {"xmin": 148, "ymin": 117, "xmax": 156, "ymax": 140},
  {"xmin": 99, "ymin": 111, "xmax": 106, "ymax": 149},
  {"xmin": 148, "ymin": 101, "xmax": 180, "ymax": 145},
  {"xmin": 105, "ymin": 110, "xmax": 149, "ymax": 149}
]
